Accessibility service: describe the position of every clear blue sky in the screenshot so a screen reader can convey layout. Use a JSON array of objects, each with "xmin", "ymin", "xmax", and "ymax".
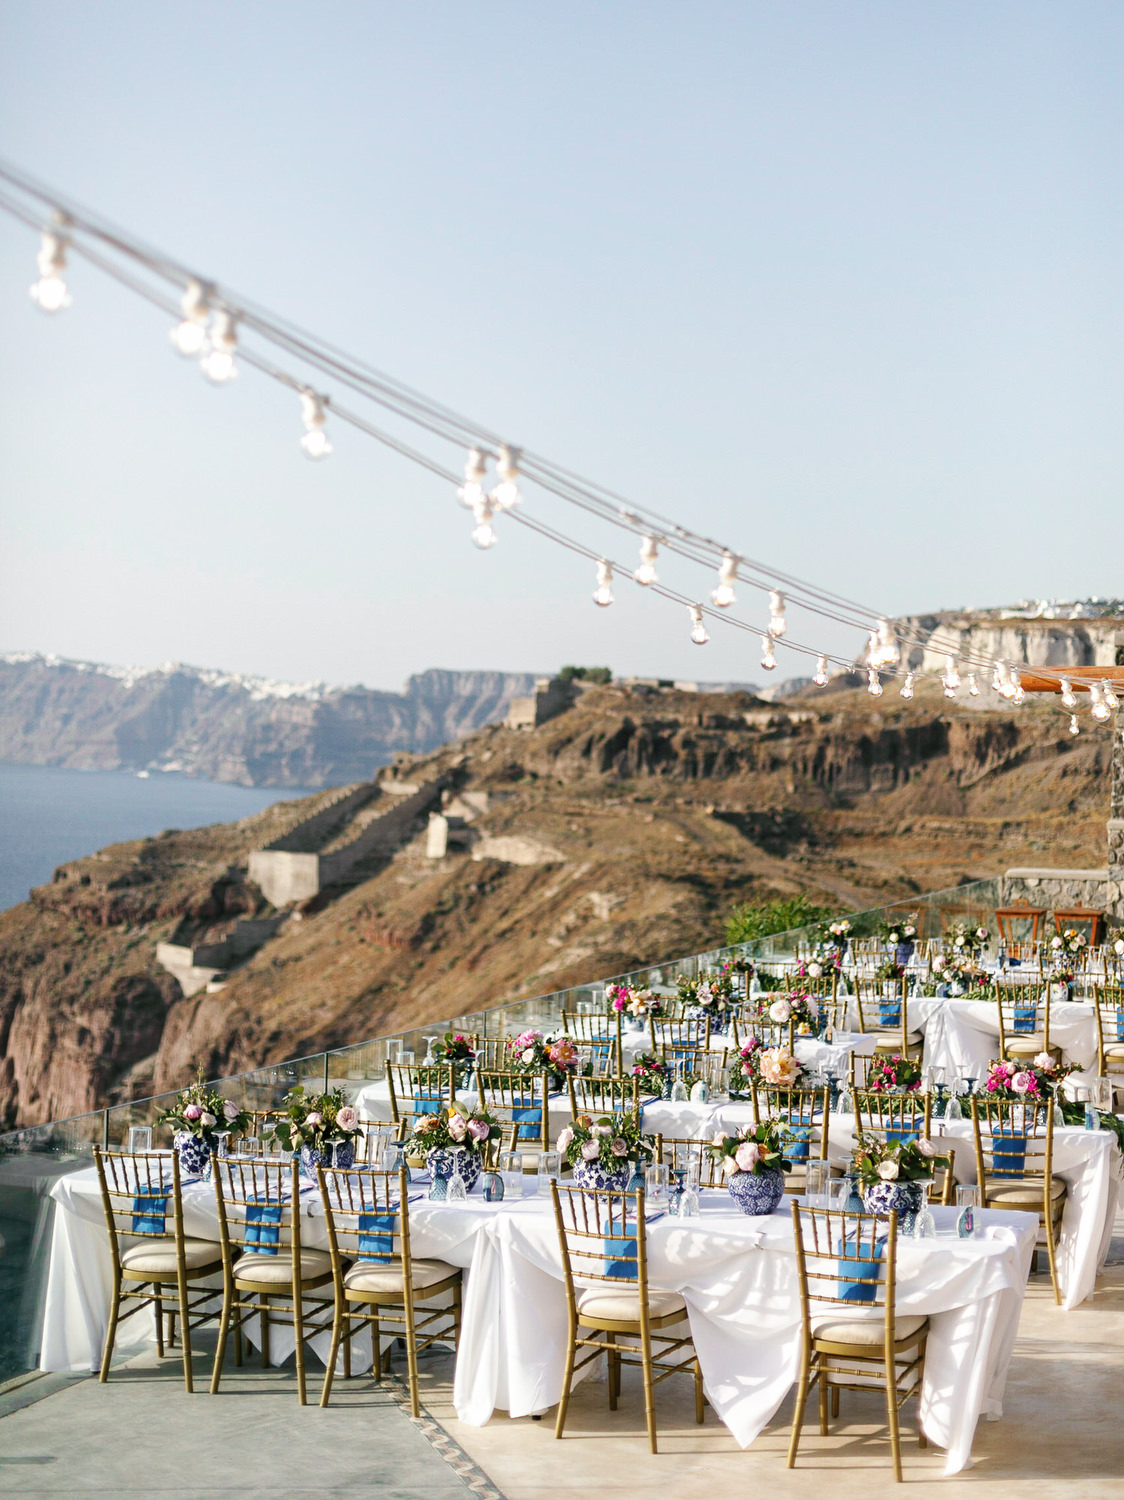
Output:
[{"xmin": 1, "ymin": 2, "xmax": 1121, "ymax": 691}]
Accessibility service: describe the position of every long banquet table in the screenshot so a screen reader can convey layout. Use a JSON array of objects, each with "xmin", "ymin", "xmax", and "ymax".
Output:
[{"xmin": 42, "ymin": 1161, "xmax": 1035, "ymax": 1475}]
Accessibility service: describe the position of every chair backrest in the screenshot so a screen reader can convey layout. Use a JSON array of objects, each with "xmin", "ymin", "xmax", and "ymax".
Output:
[
  {"xmin": 971, "ymin": 1096, "xmax": 1054, "ymax": 1191},
  {"xmin": 852, "ymin": 1090, "xmax": 932, "ymax": 1144},
  {"xmin": 650, "ymin": 1016, "xmax": 711, "ymax": 1052},
  {"xmin": 752, "ymin": 1085, "xmax": 831, "ymax": 1162},
  {"xmin": 212, "ymin": 1159, "xmax": 305, "ymax": 1275},
  {"xmin": 551, "ymin": 1180, "xmax": 651, "ymax": 1301},
  {"xmin": 386, "ymin": 1063, "xmax": 456, "ymax": 1124},
  {"xmin": 561, "ymin": 1011, "xmax": 621, "ymax": 1070},
  {"xmin": 994, "ymin": 986, "xmax": 1051, "ymax": 1053},
  {"xmin": 475, "ymin": 1068, "xmax": 550, "ymax": 1149},
  {"xmin": 653, "ymin": 1134, "xmax": 724, "ymax": 1185},
  {"xmin": 655, "ymin": 1043, "xmax": 710, "ymax": 1079},
  {"xmin": 473, "ymin": 1037, "xmax": 510, "ymax": 1071},
  {"xmin": 567, "ymin": 1072, "xmax": 641, "ymax": 1116},
  {"xmin": 791, "ymin": 1202, "xmax": 898, "ymax": 1327},
  {"xmin": 317, "ymin": 1164, "xmax": 411, "ymax": 1281},
  {"xmin": 1095, "ymin": 985, "xmax": 1124, "ymax": 1063},
  {"xmin": 95, "ymin": 1147, "xmax": 184, "ymax": 1264},
  {"xmin": 853, "ymin": 977, "xmax": 909, "ymax": 1040}
]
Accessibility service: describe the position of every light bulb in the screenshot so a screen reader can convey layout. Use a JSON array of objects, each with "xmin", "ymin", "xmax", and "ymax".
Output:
[
  {"xmin": 1103, "ymin": 680, "xmax": 1120, "ymax": 710},
  {"xmin": 867, "ymin": 667, "xmax": 883, "ymax": 698},
  {"xmin": 813, "ymin": 655, "xmax": 829, "ymax": 687},
  {"xmin": 170, "ymin": 279, "xmax": 210, "ymax": 356},
  {"xmin": 471, "ymin": 496, "xmax": 497, "ymax": 549},
  {"xmin": 1069, "ymin": 715, "xmax": 1081, "ymax": 736},
  {"xmin": 29, "ymin": 227, "xmax": 71, "ymax": 312},
  {"xmin": 968, "ymin": 675, "xmax": 979, "ymax": 696},
  {"xmin": 712, "ymin": 552, "xmax": 738, "ymax": 607},
  {"xmin": 1060, "ymin": 679, "xmax": 1077, "ymax": 709},
  {"xmin": 593, "ymin": 559, "xmax": 614, "ymax": 607},
  {"xmin": 942, "ymin": 654, "xmax": 961, "ymax": 692},
  {"xmin": 298, "ymin": 390, "xmax": 332, "ymax": 459},
  {"xmin": 760, "ymin": 635, "xmax": 776, "ymax": 671},
  {"xmin": 768, "ymin": 590, "xmax": 786, "ymax": 638},
  {"xmin": 900, "ymin": 672, "xmax": 915, "ymax": 701},
  {"xmin": 458, "ymin": 447, "xmax": 488, "ymax": 508},
  {"xmin": 491, "ymin": 443, "xmax": 522, "ymax": 511},
  {"xmin": 634, "ymin": 536, "xmax": 659, "ymax": 586},
  {"xmin": 1091, "ymin": 689, "xmax": 1111, "ymax": 722},
  {"xmin": 201, "ymin": 309, "xmax": 238, "ymax": 383},
  {"xmin": 688, "ymin": 604, "xmax": 709, "ymax": 645},
  {"xmin": 1012, "ymin": 683, "xmax": 1025, "ymax": 706},
  {"xmin": 874, "ymin": 619, "xmax": 899, "ymax": 667},
  {"xmin": 992, "ymin": 662, "xmax": 1005, "ymax": 692}
]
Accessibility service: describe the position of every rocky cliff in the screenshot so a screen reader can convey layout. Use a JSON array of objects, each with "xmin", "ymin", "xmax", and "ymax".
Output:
[
  {"xmin": 0, "ymin": 680, "xmax": 1113, "ymax": 1128},
  {"xmin": 0, "ymin": 655, "xmax": 538, "ymax": 787}
]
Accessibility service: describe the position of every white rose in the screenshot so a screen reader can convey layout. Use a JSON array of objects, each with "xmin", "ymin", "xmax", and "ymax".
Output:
[
  {"xmin": 888, "ymin": 931, "xmax": 900, "ymax": 945},
  {"xmin": 905, "ymin": 925, "xmax": 916, "ymax": 938},
  {"xmin": 556, "ymin": 1126, "xmax": 574, "ymax": 1154},
  {"xmin": 769, "ymin": 999, "xmax": 792, "ymax": 1024},
  {"xmin": 1033, "ymin": 1052, "xmax": 1055, "ymax": 1072},
  {"xmin": 954, "ymin": 936, "xmax": 964, "ymax": 948},
  {"xmin": 916, "ymin": 1138, "xmax": 937, "ymax": 1158},
  {"xmin": 1051, "ymin": 936, "xmax": 1063, "ymax": 949},
  {"xmin": 807, "ymin": 962, "xmax": 822, "ymax": 978},
  {"xmin": 200, "ymin": 1112, "xmax": 216, "ymax": 1129},
  {"xmin": 933, "ymin": 956, "xmax": 946, "ymax": 971},
  {"xmin": 876, "ymin": 1160, "xmax": 899, "ymax": 1181},
  {"xmin": 1115, "ymin": 938, "xmax": 1124, "ymax": 956},
  {"xmin": 521, "ymin": 1048, "xmax": 537, "ymax": 1064},
  {"xmin": 976, "ymin": 928, "xmax": 988, "ymax": 940}
]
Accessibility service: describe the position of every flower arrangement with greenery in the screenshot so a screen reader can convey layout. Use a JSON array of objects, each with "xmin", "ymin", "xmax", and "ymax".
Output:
[
  {"xmin": 432, "ymin": 1033, "xmax": 476, "ymax": 1069},
  {"xmin": 676, "ymin": 972, "xmax": 735, "ymax": 1018},
  {"xmin": 751, "ymin": 990, "xmax": 821, "ymax": 1033},
  {"xmin": 930, "ymin": 954, "xmax": 987, "ymax": 992},
  {"xmin": 158, "ymin": 1072, "xmax": 251, "ymax": 1140},
  {"xmin": 557, "ymin": 1111, "xmax": 654, "ymax": 1171},
  {"xmin": 945, "ymin": 921, "xmax": 990, "ymax": 957},
  {"xmin": 708, "ymin": 1119, "xmax": 791, "ymax": 1176},
  {"xmin": 1050, "ymin": 928, "xmax": 1088, "ymax": 958},
  {"xmin": 795, "ymin": 954, "xmax": 841, "ymax": 981},
  {"xmin": 984, "ymin": 1056, "xmax": 1073, "ymax": 1102},
  {"xmin": 506, "ymin": 1030, "xmax": 581, "ymax": 1087},
  {"xmin": 409, "ymin": 1102, "xmax": 502, "ymax": 1155},
  {"xmin": 881, "ymin": 914, "xmax": 919, "ymax": 946},
  {"xmin": 606, "ymin": 982, "xmax": 663, "ymax": 1018},
  {"xmin": 756, "ymin": 1045, "xmax": 804, "ymax": 1088},
  {"xmin": 272, "ymin": 1086, "xmax": 363, "ymax": 1153},
  {"xmin": 874, "ymin": 959, "xmax": 906, "ymax": 981},
  {"xmin": 727, "ymin": 1037, "xmax": 766, "ymax": 1096},
  {"xmin": 629, "ymin": 1051, "xmax": 672, "ymax": 1086},
  {"xmin": 850, "ymin": 1135, "xmax": 941, "ymax": 1185},
  {"xmin": 820, "ymin": 917, "xmax": 853, "ymax": 948},
  {"xmin": 863, "ymin": 1054, "xmax": 923, "ymax": 1094}
]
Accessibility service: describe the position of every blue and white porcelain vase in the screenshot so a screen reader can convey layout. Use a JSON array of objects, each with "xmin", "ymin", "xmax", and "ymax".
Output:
[
  {"xmin": 174, "ymin": 1130, "xmax": 215, "ymax": 1179},
  {"xmin": 573, "ymin": 1159, "xmax": 631, "ymax": 1192},
  {"xmin": 300, "ymin": 1139, "xmax": 356, "ymax": 1178},
  {"xmin": 860, "ymin": 1178, "xmax": 926, "ymax": 1235},
  {"xmin": 426, "ymin": 1148, "xmax": 482, "ymax": 1195},
  {"xmin": 727, "ymin": 1165, "xmax": 786, "ymax": 1217}
]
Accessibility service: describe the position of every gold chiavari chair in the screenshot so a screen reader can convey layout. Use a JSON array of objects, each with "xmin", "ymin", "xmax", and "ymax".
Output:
[
  {"xmin": 853, "ymin": 978, "xmax": 922, "ymax": 1060},
  {"xmin": 94, "ymin": 1147, "xmax": 222, "ymax": 1390},
  {"xmin": 317, "ymin": 1164, "xmax": 461, "ymax": 1416},
  {"xmin": 851, "ymin": 1092, "xmax": 956, "ymax": 1204},
  {"xmin": 386, "ymin": 1062, "xmax": 458, "ymax": 1129},
  {"xmin": 788, "ymin": 1203, "xmax": 928, "ymax": 1482},
  {"xmin": 473, "ymin": 1036, "xmax": 511, "ymax": 1071},
  {"xmin": 653, "ymin": 1135, "xmax": 725, "ymax": 1186},
  {"xmin": 476, "ymin": 1068, "xmax": 552, "ymax": 1153},
  {"xmin": 649, "ymin": 1015, "xmax": 711, "ymax": 1054},
  {"xmin": 1094, "ymin": 985, "xmax": 1124, "ymax": 1094},
  {"xmin": 971, "ymin": 1096, "xmax": 1066, "ymax": 1304},
  {"xmin": 994, "ymin": 985, "xmax": 1059, "ymax": 1064},
  {"xmin": 655, "ymin": 1043, "xmax": 711, "ymax": 1082},
  {"xmin": 752, "ymin": 1084, "xmax": 832, "ymax": 1193},
  {"xmin": 742, "ymin": 1014, "xmax": 796, "ymax": 1053},
  {"xmin": 562, "ymin": 1010, "xmax": 622, "ymax": 1072},
  {"xmin": 209, "ymin": 1159, "xmax": 335, "ymax": 1403},
  {"xmin": 568, "ymin": 1072, "xmax": 642, "ymax": 1117},
  {"xmin": 550, "ymin": 1181, "xmax": 704, "ymax": 1453}
]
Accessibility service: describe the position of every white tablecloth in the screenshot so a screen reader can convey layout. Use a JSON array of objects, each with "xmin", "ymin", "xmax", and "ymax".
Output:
[
  {"xmin": 41, "ymin": 1164, "xmax": 1034, "ymax": 1476},
  {"xmin": 908, "ymin": 997, "xmax": 1099, "ymax": 1081}
]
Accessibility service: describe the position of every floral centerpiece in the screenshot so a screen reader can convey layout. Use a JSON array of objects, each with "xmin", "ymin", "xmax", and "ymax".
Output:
[
  {"xmin": 506, "ymin": 1030, "xmax": 581, "ymax": 1088},
  {"xmin": 409, "ymin": 1102, "xmax": 502, "ymax": 1194},
  {"xmin": 708, "ymin": 1120, "xmax": 791, "ymax": 1216},
  {"xmin": 677, "ymin": 971, "xmax": 735, "ymax": 1022},
  {"xmin": 874, "ymin": 958, "xmax": 906, "ymax": 981},
  {"xmin": 630, "ymin": 1051, "xmax": 672, "ymax": 1091},
  {"xmin": 558, "ymin": 1111, "xmax": 655, "ymax": 1192},
  {"xmin": 984, "ymin": 1055, "xmax": 1072, "ymax": 1103},
  {"xmin": 727, "ymin": 1037, "xmax": 766, "ymax": 1097},
  {"xmin": 816, "ymin": 917, "xmax": 852, "ymax": 953},
  {"xmin": 931, "ymin": 954, "xmax": 987, "ymax": 995},
  {"xmin": 751, "ymin": 990, "xmax": 822, "ymax": 1035},
  {"xmin": 431, "ymin": 1032, "xmax": 477, "ymax": 1082},
  {"xmin": 795, "ymin": 954, "xmax": 841, "ymax": 981},
  {"xmin": 158, "ymin": 1072, "xmax": 251, "ymax": 1177},
  {"xmin": 945, "ymin": 921, "xmax": 990, "ymax": 957},
  {"xmin": 863, "ymin": 1054, "xmax": 923, "ymax": 1094},
  {"xmin": 850, "ymin": 1135, "xmax": 941, "ymax": 1232},
  {"xmin": 273, "ymin": 1086, "xmax": 364, "ymax": 1175},
  {"xmin": 606, "ymin": 981, "xmax": 663, "ymax": 1020},
  {"xmin": 881, "ymin": 914, "xmax": 919, "ymax": 950}
]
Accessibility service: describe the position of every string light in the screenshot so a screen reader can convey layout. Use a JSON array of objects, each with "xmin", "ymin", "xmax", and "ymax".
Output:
[
  {"xmin": 592, "ymin": 559, "xmax": 614, "ymax": 607},
  {"xmin": 1091, "ymin": 683, "xmax": 1112, "ymax": 722},
  {"xmin": 942, "ymin": 655, "xmax": 961, "ymax": 698},
  {"xmin": 900, "ymin": 672, "xmax": 915, "ymax": 701},
  {"xmin": 170, "ymin": 278, "xmax": 210, "ymax": 356},
  {"xmin": 458, "ymin": 447, "xmax": 488, "ymax": 507},
  {"xmin": 29, "ymin": 223, "xmax": 71, "ymax": 311},
  {"xmin": 470, "ymin": 495, "xmax": 497, "ymax": 550},
  {"xmin": 634, "ymin": 536, "xmax": 659, "ymax": 586},
  {"xmin": 867, "ymin": 667, "xmax": 883, "ymax": 698},
  {"xmin": 200, "ymin": 309, "xmax": 238, "ymax": 383},
  {"xmin": 297, "ymin": 390, "xmax": 332, "ymax": 459},
  {"xmin": 967, "ymin": 674, "xmax": 979, "ymax": 697},
  {"xmin": 760, "ymin": 635, "xmax": 776, "ymax": 671},
  {"xmin": 688, "ymin": 604, "xmax": 709, "ymax": 645},
  {"xmin": 1060, "ymin": 679, "xmax": 1077, "ymax": 709},
  {"xmin": 992, "ymin": 662, "xmax": 1005, "ymax": 693},
  {"xmin": 868, "ymin": 619, "xmax": 899, "ymax": 669},
  {"xmin": 1069, "ymin": 714, "xmax": 1081, "ymax": 736},
  {"xmin": 813, "ymin": 655, "xmax": 829, "ymax": 687},
  {"xmin": 1012, "ymin": 682, "xmax": 1025, "ymax": 707},
  {"xmin": 1103, "ymin": 680, "xmax": 1120, "ymax": 711},
  {"xmin": 491, "ymin": 444, "xmax": 521, "ymax": 511},
  {"xmin": 711, "ymin": 552, "xmax": 738, "ymax": 608},
  {"xmin": 768, "ymin": 590, "xmax": 787, "ymax": 638}
]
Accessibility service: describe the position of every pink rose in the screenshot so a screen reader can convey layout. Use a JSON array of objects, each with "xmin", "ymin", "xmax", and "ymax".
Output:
[
  {"xmin": 556, "ymin": 1127, "xmax": 575, "ymax": 1153},
  {"xmin": 591, "ymin": 1124, "xmax": 612, "ymax": 1138},
  {"xmin": 1011, "ymin": 1072, "xmax": 1033, "ymax": 1095},
  {"xmin": 448, "ymin": 1113, "xmax": 468, "ymax": 1141},
  {"xmin": 183, "ymin": 1103, "xmax": 203, "ymax": 1121},
  {"xmin": 305, "ymin": 1111, "xmax": 323, "ymax": 1128},
  {"xmin": 580, "ymin": 1140, "xmax": 601, "ymax": 1161},
  {"xmin": 222, "ymin": 1100, "xmax": 240, "ymax": 1121},
  {"xmin": 917, "ymin": 1138, "xmax": 937, "ymax": 1157},
  {"xmin": 336, "ymin": 1106, "xmax": 358, "ymax": 1132},
  {"xmin": 610, "ymin": 1137, "xmax": 628, "ymax": 1156},
  {"xmin": 466, "ymin": 1117, "xmax": 490, "ymax": 1142},
  {"xmin": 734, "ymin": 1141, "xmax": 761, "ymax": 1173}
]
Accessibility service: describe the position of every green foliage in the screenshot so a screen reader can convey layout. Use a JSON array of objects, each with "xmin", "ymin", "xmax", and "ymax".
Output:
[
  {"xmin": 724, "ymin": 893, "xmax": 837, "ymax": 947},
  {"xmin": 559, "ymin": 665, "xmax": 612, "ymax": 685}
]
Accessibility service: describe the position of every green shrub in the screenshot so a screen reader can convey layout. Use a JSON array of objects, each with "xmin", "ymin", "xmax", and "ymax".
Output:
[
  {"xmin": 724, "ymin": 893, "xmax": 838, "ymax": 947},
  {"xmin": 559, "ymin": 665, "xmax": 612, "ymax": 685}
]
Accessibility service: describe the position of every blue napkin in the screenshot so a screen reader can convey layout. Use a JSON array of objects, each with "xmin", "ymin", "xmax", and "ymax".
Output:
[
  {"xmin": 416, "ymin": 1097, "xmax": 442, "ymax": 1115},
  {"xmin": 1012, "ymin": 1006, "xmax": 1037, "ymax": 1034},
  {"xmin": 1114, "ymin": 1009, "xmax": 1124, "ymax": 1042},
  {"xmin": 829, "ymin": 1234, "xmax": 885, "ymax": 1303},
  {"xmin": 244, "ymin": 1199, "xmax": 284, "ymax": 1254},
  {"xmin": 131, "ymin": 1194, "xmax": 167, "ymax": 1235},
  {"xmin": 882, "ymin": 1125, "xmax": 918, "ymax": 1145},
  {"xmin": 783, "ymin": 1125, "xmax": 813, "ymax": 1162},
  {"xmin": 991, "ymin": 1127, "xmax": 1028, "ymax": 1176},
  {"xmin": 511, "ymin": 1104, "xmax": 542, "ymax": 1141},
  {"xmin": 357, "ymin": 1210, "xmax": 396, "ymax": 1261},
  {"xmin": 878, "ymin": 1000, "xmax": 902, "ymax": 1026}
]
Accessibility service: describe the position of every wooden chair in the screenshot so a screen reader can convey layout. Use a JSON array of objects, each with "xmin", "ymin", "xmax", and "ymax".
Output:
[
  {"xmin": 994, "ymin": 986, "xmax": 1059, "ymax": 1064},
  {"xmin": 94, "ymin": 1147, "xmax": 222, "ymax": 1391},
  {"xmin": 970, "ymin": 1097, "xmax": 1066, "ymax": 1304},
  {"xmin": 653, "ymin": 1135, "xmax": 725, "ymax": 1186},
  {"xmin": 994, "ymin": 906, "xmax": 1046, "ymax": 945},
  {"xmin": 209, "ymin": 1159, "xmax": 335, "ymax": 1403},
  {"xmin": 550, "ymin": 1181, "xmax": 704, "ymax": 1453},
  {"xmin": 568, "ymin": 1073, "xmax": 642, "ymax": 1116},
  {"xmin": 788, "ymin": 1204, "xmax": 928, "ymax": 1483},
  {"xmin": 561, "ymin": 1010, "xmax": 622, "ymax": 1072},
  {"xmin": 475, "ymin": 1068, "xmax": 552, "ymax": 1152},
  {"xmin": 752, "ymin": 1085, "xmax": 832, "ymax": 1193},
  {"xmin": 1094, "ymin": 985, "xmax": 1124, "ymax": 1089},
  {"xmin": 386, "ymin": 1063, "xmax": 458, "ymax": 1128},
  {"xmin": 851, "ymin": 1094, "xmax": 956, "ymax": 1204},
  {"xmin": 853, "ymin": 978, "xmax": 922, "ymax": 1059},
  {"xmin": 317, "ymin": 1164, "xmax": 461, "ymax": 1416}
]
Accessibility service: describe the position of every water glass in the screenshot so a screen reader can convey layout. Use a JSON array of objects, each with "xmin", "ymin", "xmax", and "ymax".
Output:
[
  {"xmin": 237, "ymin": 1137, "xmax": 260, "ymax": 1160},
  {"xmin": 805, "ymin": 1159, "xmax": 830, "ymax": 1207},
  {"xmin": 955, "ymin": 1184, "xmax": 981, "ymax": 1210},
  {"xmin": 537, "ymin": 1151, "xmax": 561, "ymax": 1197},
  {"xmin": 499, "ymin": 1151, "xmax": 524, "ymax": 1198},
  {"xmin": 1093, "ymin": 1077, "xmax": 1113, "ymax": 1111},
  {"xmin": 644, "ymin": 1163, "xmax": 669, "ymax": 1208},
  {"xmin": 127, "ymin": 1126, "xmax": 153, "ymax": 1155},
  {"xmin": 827, "ymin": 1177, "xmax": 850, "ymax": 1209},
  {"xmin": 446, "ymin": 1148, "xmax": 468, "ymax": 1202}
]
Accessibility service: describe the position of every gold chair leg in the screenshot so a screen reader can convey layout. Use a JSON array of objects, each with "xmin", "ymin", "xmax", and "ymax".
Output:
[
  {"xmin": 293, "ymin": 1289, "xmax": 308, "ymax": 1405},
  {"xmin": 819, "ymin": 1370, "xmax": 829, "ymax": 1435},
  {"xmin": 787, "ymin": 1348, "xmax": 813, "ymax": 1469},
  {"xmin": 175, "ymin": 1265, "xmax": 193, "ymax": 1393},
  {"xmin": 885, "ymin": 1356, "xmax": 903, "ymax": 1483},
  {"xmin": 1045, "ymin": 1219, "xmax": 1063, "ymax": 1306},
  {"xmin": 371, "ymin": 1313, "xmax": 382, "ymax": 1381},
  {"xmin": 98, "ymin": 1283, "xmax": 123, "ymax": 1384},
  {"xmin": 320, "ymin": 1302, "xmax": 345, "ymax": 1408},
  {"xmin": 831, "ymin": 1386, "xmax": 840, "ymax": 1419},
  {"xmin": 234, "ymin": 1312, "xmax": 243, "ymax": 1368},
  {"xmin": 260, "ymin": 1294, "xmax": 270, "ymax": 1368},
  {"xmin": 554, "ymin": 1321, "xmax": 578, "ymax": 1439},
  {"xmin": 694, "ymin": 1356, "xmax": 704, "ymax": 1425},
  {"xmin": 606, "ymin": 1332, "xmax": 618, "ymax": 1410},
  {"xmin": 639, "ymin": 1325, "xmax": 658, "ymax": 1454},
  {"xmin": 209, "ymin": 1286, "xmax": 234, "ymax": 1394},
  {"xmin": 154, "ymin": 1290, "xmax": 164, "ymax": 1357},
  {"xmin": 167, "ymin": 1307, "xmax": 176, "ymax": 1349},
  {"xmin": 401, "ymin": 1292, "xmax": 421, "ymax": 1418}
]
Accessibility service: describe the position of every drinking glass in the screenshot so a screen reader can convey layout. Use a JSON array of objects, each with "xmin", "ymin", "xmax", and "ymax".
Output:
[
  {"xmin": 499, "ymin": 1151, "xmax": 523, "ymax": 1198},
  {"xmin": 127, "ymin": 1126, "xmax": 153, "ymax": 1154},
  {"xmin": 237, "ymin": 1137, "xmax": 260, "ymax": 1160},
  {"xmin": 537, "ymin": 1151, "xmax": 561, "ymax": 1197},
  {"xmin": 446, "ymin": 1148, "xmax": 468, "ymax": 1202},
  {"xmin": 644, "ymin": 1163, "xmax": 669, "ymax": 1208},
  {"xmin": 364, "ymin": 1130, "xmax": 389, "ymax": 1168},
  {"xmin": 805, "ymin": 1159, "xmax": 830, "ymax": 1207},
  {"xmin": 1093, "ymin": 1077, "xmax": 1113, "ymax": 1111},
  {"xmin": 399, "ymin": 1050, "xmax": 416, "ymax": 1067},
  {"xmin": 827, "ymin": 1177, "xmax": 850, "ymax": 1209},
  {"xmin": 955, "ymin": 1184, "xmax": 981, "ymax": 1210},
  {"xmin": 214, "ymin": 1130, "xmax": 232, "ymax": 1159},
  {"xmin": 264, "ymin": 1130, "xmax": 285, "ymax": 1162}
]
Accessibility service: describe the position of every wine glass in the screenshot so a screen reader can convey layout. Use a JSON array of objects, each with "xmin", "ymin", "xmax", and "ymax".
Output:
[{"xmin": 446, "ymin": 1148, "xmax": 468, "ymax": 1202}]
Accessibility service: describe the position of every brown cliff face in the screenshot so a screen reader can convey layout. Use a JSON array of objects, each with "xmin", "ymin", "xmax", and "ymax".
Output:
[{"xmin": 0, "ymin": 682, "xmax": 1111, "ymax": 1129}]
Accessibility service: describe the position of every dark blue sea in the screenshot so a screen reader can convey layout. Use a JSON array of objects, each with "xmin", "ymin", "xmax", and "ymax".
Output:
[{"xmin": 0, "ymin": 763, "xmax": 314, "ymax": 912}]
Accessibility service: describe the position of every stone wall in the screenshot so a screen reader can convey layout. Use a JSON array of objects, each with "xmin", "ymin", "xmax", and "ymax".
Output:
[{"xmin": 1002, "ymin": 867, "xmax": 1111, "ymax": 915}]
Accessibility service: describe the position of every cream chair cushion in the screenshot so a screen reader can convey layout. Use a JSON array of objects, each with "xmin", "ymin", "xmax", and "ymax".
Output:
[
  {"xmin": 577, "ymin": 1286, "xmax": 686, "ymax": 1323},
  {"xmin": 1004, "ymin": 1036, "xmax": 1045, "ymax": 1056},
  {"xmin": 813, "ymin": 1313, "xmax": 928, "ymax": 1346},
  {"xmin": 985, "ymin": 1178, "xmax": 1066, "ymax": 1210},
  {"xmin": 1103, "ymin": 1043, "xmax": 1124, "ymax": 1060},
  {"xmin": 121, "ymin": 1237, "xmax": 222, "ymax": 1276},
  {"xmin": 874, "ymin": 1033, "xmax": 923, "ymax": 1050},
  {"xmin": 233, "ymin": 1249, "xmax": 333, "ymax": 1285},
  {"xmin": 343, "ymin": 1258, "xmax": 458, "ymax": 1295}
]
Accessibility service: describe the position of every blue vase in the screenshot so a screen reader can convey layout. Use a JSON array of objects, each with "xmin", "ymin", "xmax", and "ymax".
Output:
[
  {"xmin": 573, "ymin": 1160, "xmax": 632, "ymax": 1192},
  {"xmin": 174, "ymin": 1131, "xmax": 215, "ymax": 1179},
  {"xmin": 299, "ymin": 1140, "xmax": 356, "ymax": 1178},
  {"xmin": 727, "ymin": 1165, "xmax": 786, "ymax": 1216},
  {"xmin": 426, "ymin": 1148, "xmax": 482, "ymax": 1195},
  {"xmin": 860, "ymin": 1179, "xmax": 926, "ymax": 1235}
]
